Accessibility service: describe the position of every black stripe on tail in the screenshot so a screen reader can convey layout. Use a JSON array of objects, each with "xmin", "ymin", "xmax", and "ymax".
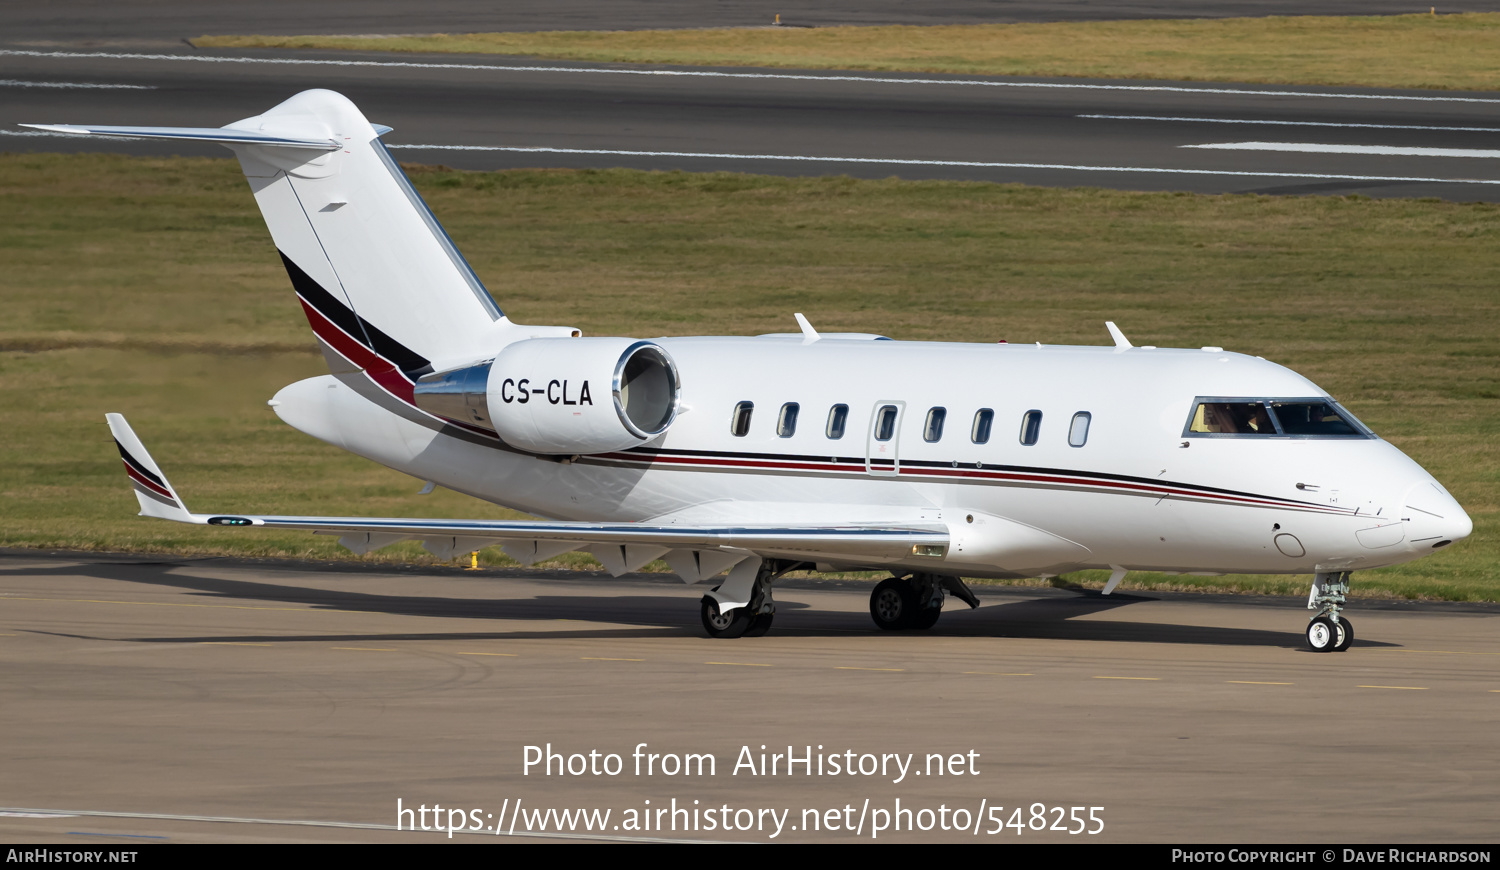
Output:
[{"xmin": 278, "ymin": 252, "xmax": 433, "ymax": 377}]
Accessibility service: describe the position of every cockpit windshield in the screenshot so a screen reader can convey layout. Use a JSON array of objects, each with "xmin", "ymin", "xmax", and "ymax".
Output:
[
  {"xmin": 1189, "ymin": 402, "xmax": 1277, "ymax": 435},
  {"xmin": 1269, "ymin": 401, "xmax": 1363, "ymax": 436},
  {"xmin": 1185, "ymin": 398, "xmax": 1372, "ymax": 439}
]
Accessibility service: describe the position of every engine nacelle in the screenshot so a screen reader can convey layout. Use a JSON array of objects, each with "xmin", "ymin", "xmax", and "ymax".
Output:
[{"xmin": 414, "ymin": 338, "xmax": 680, "ymax": 454}]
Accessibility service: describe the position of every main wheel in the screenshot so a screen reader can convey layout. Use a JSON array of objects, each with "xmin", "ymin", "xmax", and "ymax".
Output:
[
  {"xmin": 870, "ymin": 578, "xmax": 916, "ymax": 630},
  {"xmin": 744, "ymin": 611, "xmax": 775, "ymax": 637},
  {"xmin": 911, "ymin": 605, "xmax": 942, "ymax": 630},
  {"xmin": 701, "ymin": 595, "xmax": 753, "ymax": 639},
  {"xmin": 1333, "ymin": 616, "xmax": 1353, "ymax": 652},
  {"xmin": 1306, "ymin": 617, "xmax": 1338, "ymax": 652}
]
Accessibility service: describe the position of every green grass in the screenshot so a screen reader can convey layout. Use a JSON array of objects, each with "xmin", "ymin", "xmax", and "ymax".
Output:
[
  {"xmin": 196, "ymin": 13, "xmax": 1500, "ymax": 91},
  {"xmin": 1, "ymin": 153, "xmax": 1495, "ymax": 598}
]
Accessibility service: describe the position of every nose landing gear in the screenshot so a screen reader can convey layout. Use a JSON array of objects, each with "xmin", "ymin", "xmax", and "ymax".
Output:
[{"xmin": 1307, "ymin": 571, "xmax": 1354, "ymax": 652}]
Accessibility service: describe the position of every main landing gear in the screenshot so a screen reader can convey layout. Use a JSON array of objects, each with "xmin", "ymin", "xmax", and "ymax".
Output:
[
  {"xmin": 1306, "ymin": 571, "xmax": 1354, "ymax": 653},
  {"xmin": 700, "ymin": 559, "xmax": 807, "ymax": 639},
  {"xmin": 701, "ymin": 597, "xmax": 773, "ymax": 639},
  {"xmin": 869, "ymin": 573, "xmax": 981, "ymax": 631}
]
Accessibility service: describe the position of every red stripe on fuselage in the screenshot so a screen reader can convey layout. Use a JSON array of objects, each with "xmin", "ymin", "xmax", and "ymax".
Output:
[{"xmin": 592, "ymin": 451, "xmax": 1347, "ymax": 515}]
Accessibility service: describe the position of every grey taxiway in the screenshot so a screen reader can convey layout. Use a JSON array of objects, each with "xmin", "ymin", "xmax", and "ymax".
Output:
[{"xmin": 0, "ymin": 552, "xmax": 1494, "ymax": 843}]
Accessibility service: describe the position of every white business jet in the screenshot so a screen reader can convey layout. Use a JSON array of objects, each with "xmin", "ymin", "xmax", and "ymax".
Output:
[{"xmin": 30, "ymin": 90, "xmax": 1472, "ymax": 649}]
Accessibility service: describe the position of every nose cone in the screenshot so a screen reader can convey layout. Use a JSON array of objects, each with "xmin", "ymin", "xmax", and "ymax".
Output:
[{"xmin": 1402, "ymin": 481, "xmax": 1472, "ymax": 550}]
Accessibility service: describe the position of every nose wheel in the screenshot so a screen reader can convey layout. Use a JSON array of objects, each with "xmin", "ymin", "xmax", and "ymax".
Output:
[
  {"xmin": 1334, "ymin": 616, "xmax": 1353, "ymax": 652},
  {"xmin": 1307, "ymin": 572, "xmax": 1354, "ymax": 652},
  {"xmin": 1306, "ymin": 617, "xmax": 1337, "ymax": 651}
]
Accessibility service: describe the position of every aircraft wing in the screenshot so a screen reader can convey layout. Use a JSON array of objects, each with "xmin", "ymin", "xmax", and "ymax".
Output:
[{"xmin": 107, "ymin": 414, "xmax": 947, "ymax": 579}]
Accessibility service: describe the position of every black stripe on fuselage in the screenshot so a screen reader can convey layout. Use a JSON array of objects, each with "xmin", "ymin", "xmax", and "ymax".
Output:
[
  {"xmin": 608, "ymin": 444, "xmax": 1335, "ymax": 512},
  {"xmin": 278, "ymin": 251, "xmax": 433, "ymax": 377}
]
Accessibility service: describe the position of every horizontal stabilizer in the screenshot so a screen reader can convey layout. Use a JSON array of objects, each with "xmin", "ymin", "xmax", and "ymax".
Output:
[{"xmin": 20, "ymin": 124, "xmax": 341, "ymax": 150}]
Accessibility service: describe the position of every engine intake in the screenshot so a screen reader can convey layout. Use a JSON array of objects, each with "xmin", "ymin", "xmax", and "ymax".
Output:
[{"xmin": 414, "ymin": 338, "xmax": 680, "ymax": 454}]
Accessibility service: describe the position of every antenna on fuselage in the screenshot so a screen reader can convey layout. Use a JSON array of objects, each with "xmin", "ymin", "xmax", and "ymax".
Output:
[
  {"xmin": 1105, "ymin": 321, "xmax": 1133, "ymax": 350},
  {"xmin": 794, "ymin": 313, "xmax": 821, "ymax": 345}
]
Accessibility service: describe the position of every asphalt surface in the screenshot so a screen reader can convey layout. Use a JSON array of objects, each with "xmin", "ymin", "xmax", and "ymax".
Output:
[
  {"xmin": 6, "ymin": 44, "xmax": 1500, "ymax": 201},
  {"xmin": 0, "ymin": 552, "xmax": 1495, "ymax": 843},
  {"xmin": 4, "ymin": 12, "xmax": 1498, "ymax": 845},
  {"xmin": 11, "ymin": 2, "xmax": 1500, "ymax": 45}
]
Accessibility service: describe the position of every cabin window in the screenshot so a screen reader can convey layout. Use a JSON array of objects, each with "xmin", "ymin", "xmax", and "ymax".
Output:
[
  {"xmin": 924, "ymin": 407, "xmax": 946, "ymax": 443},
  {"xmin": 971, "ymin": 409, "xmax": 993, "ymax": 444},
  {"xmin": 777, "ymin": 402, "xmax": 800, "ymax": 438},
  {"xmin": 826, "ymin": 404, "xmax": 849, "ymax": 439},
  {"xmin": 1019, "ymin": 410, "xmax": 1042, "ymax": 446},
  {"xmin": 874, "ymin": 405, "xmax": 899, "ymax": 442},
  {"xmin": 730, "ymin": 401, "xmax": 754, "ymax": 436},
  {"xmin": 1068, "ymin": 412, "xmax": 1092, "ymax": 447}
]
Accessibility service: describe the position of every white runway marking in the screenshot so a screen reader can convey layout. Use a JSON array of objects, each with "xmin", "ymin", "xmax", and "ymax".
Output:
[
  {"xmin": 1082, "ymin": 114, "xmax": 1500, "ymax": 134},
  {"xmin": 387, "ymin": 143, "xmax": 1500, "ymax": 185},
  {"xmin": 1184, "ymin": 141, "xmax": 1500, "ymax": 158},
  {"xmin": 0, "ymin": 79, "xmax": 153, "ymax": 90},
  {"xmin": 0, "ymin": 805, "xmax": 727, "ymax": 844},
  {"xmin": 5, "ymin": 49, "xmax": 1500, "ymax": 104}
]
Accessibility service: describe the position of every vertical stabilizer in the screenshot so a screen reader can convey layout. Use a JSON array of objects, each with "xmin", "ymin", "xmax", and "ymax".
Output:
[
  {"xmin": 29, "ymin": 91, "xmax": 580, "ymax": 420},
  {"xmin": 224, "ymin": 90, "xmax": 507, "ymax": 387}
]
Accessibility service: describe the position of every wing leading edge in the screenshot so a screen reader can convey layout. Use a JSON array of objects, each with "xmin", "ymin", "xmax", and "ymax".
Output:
[{"xmin": 105, "ymin": 414, "xmax": 948, "ymax": 579}]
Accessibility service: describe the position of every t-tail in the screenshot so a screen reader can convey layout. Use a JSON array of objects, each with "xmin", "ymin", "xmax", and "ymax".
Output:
[{"xmin": 28, "ymin": 90, "xmax": 576, "ymax": 402}]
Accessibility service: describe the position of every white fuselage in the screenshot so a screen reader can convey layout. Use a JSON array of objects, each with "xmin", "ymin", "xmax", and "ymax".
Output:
[{"xmin": 272, "ymin": 336, "xmax": 1472, "ymax": 580}]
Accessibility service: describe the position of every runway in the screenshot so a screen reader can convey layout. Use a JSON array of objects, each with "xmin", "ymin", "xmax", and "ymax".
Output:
[
  {"xmin": 12, "ymin": 2, "xmax": 1500, "ymax": 46},
  {"xmin": 1, "ymin": 552, "xmax": 1495, "ymax": 843},
  {"xmin": 6, "ymin": 45, "xmax": 1500, "ymax": 201}
]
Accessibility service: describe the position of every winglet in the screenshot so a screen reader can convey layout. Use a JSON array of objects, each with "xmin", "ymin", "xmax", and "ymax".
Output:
[
  {"xmin": 105, "ymin": 414, "xmax": 194, "ymax": 522},
  {"xmin": 1105, "ymin": 321, "xmax": 1132, "ymax": 350}
]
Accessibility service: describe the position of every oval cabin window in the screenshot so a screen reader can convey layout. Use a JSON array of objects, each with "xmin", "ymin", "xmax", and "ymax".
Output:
[
  {"xmin": 1019, "ymin": 410, "xmax": 1042, "ymax": 446},
  {"xmin": 1069, "ymin": 411, "xmax": 1091, "ymax": 447},
  {"xmin": 730, "ymin": 401, "xmax": 754, "ymax": 437}
]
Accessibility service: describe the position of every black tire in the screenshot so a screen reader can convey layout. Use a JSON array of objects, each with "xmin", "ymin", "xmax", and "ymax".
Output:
[
  {"xmin": 744, "ymin": 611, "xmax": 775, "ymax": 637},
  {"xmin": 701, "ymin": 595, "xmax": 753, "ymax": 639},
  {"xmin": 1334, "ymin": 617, "xmax": 1353, "ymax": 652},
  {"xmin": 1306, "ymin": 617, "xmax": 1338, "ymax": 652},
  {"xmin": 911, "ymin": 604, "xmax": 942, "ymax": 630},
  {"xmin": 870, "ymin": 578, "xmax": 916, "ymax": 630}
]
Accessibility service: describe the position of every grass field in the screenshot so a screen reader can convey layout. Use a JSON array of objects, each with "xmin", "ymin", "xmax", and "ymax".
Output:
[
  {"xmin": 1, "ymin": 153, "xmax": 1495, "ymax": 599},
  {"xmin": 195, "ymin": 13, "xmax": 1500, "ymax": 91}
]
